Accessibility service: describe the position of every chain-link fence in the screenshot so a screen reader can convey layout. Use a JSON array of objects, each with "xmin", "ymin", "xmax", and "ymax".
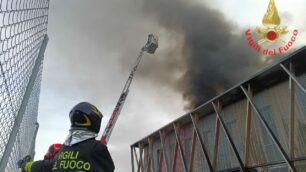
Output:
[{"xmin": 0, "ymin": 0, "xmax": 49, "ymax": 171}]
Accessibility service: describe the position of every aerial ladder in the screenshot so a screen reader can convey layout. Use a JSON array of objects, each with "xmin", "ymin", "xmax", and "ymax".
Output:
[{"xmin": 101, "ymin": 34, "xmax": 158, "ymax": 145}]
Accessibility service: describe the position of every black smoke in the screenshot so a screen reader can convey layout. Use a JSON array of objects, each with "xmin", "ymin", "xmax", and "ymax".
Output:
[{"xmin": 138, "ymin": 0, "xmax": 266, "ymax": 110}]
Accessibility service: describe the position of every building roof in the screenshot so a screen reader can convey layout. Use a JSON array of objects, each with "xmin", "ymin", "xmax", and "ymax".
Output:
[{"xmin": 131, "ymin": 46, "xmax": 306, "ymax": 147}]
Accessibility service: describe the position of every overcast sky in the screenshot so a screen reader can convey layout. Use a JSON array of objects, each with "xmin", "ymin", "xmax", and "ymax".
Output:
[{"xmin": 35, "ymin": 0, "xmax": 306, "ymax": 171}]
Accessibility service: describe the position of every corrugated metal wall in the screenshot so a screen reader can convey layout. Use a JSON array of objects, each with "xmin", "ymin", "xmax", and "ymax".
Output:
[{"xmin": 131, "ymin": 54, "xmax": 306, "ymax": 172}]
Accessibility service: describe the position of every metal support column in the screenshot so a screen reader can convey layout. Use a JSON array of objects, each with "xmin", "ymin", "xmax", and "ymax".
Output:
[
  {"xmin": 244, "ymin": 85, "xmax": 253, "ymax": 166},
  {"xmin": 188, "ymin": 124, "xmax": 196, "ymax": 172},
  {"xmin": 173, "ymin": 123, "xmax": 188, "ymax": 172},
  {"xmin": 159, "ymin": 130, "xmax": 170, "ymax": 172},
  {"xmin": 134, "ymin": 147, "xmax": 140, "ymax": 172},
  {"xmin": 158, "ymin": 149, "xmax": 164, "ymax": 172},
  {"xmin": 212, "ymin": 101, "xmax": 245, "ymax": 171},
  {"xmin": 172, "ymin": 141, "xmax": 178, "ymax": 172},
  {"xmin": 289, "ymin": 62, "xmax": 295, "ymax": 172},
  {"xmin": 212, "ymin": 110, "xmax": 221, "ymax": 171},
  {"xmin": 131, "ymin": 146, "xmax": 135, "ymax": 172},
  {"xmin": 241, "ymin": 85, "xmax": 297, "ymax": 172},
  {"xmin": 147, "ymin": 138, "xmax": 153, "ymax": 172},
  {"xmin": 190, "ymin": 113, "xmax": 213, "ymax": 171},
  {"xmin": 280, "ymin": 64, "xmax": 306, "ymax": 94},
  {"xmin": 138, "ymin": 143, "xmax": 145, "ymax": 172}
]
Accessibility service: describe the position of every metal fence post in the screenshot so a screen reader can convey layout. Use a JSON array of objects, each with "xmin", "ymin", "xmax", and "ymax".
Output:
[
  {"xmin": 0, "ymin": 35, "xmax": 48, "ymax": 171},
  {"xmin": 29, "ymin": 122, "xmax": 40, "ymax": 159}
]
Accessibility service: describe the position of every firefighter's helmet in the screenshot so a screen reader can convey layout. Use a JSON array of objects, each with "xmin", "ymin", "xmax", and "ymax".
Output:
[{"xmin": 69, "ymin": 102, "xmax": 103, "ymax": 133}]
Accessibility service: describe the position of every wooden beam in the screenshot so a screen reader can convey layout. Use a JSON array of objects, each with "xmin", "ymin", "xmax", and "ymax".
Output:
[
  {"xmin": 158, "ymin": 150, "xmax": 164, "ymax": 172},
  {"xmin": 280, "ymin": 64, "xmax": 306, "ymax": 94},
  {"xmin": 172, "ymin": 141, "xmax": 178, "ymax": 172},
  {"xmin": 131, "ymin": 147, "xmax": 135, "ymax": 172},
  {"xmin": 212, "ymin": 101, "xmax": 245, "ymax": 171},
  {"xmin": 139, "ymin": 143, "xmax": 145, "ymax": 172},
  {"xmin": 173, "ymin": 123, "xmax": 188, "ymax": 172},
  {"xmin": 244, "ymin": 85, "xmax": 253, "ymax": 166},
  {"xmin": 190, "ymin": 113, "xmax": 213, "ymax": 171},
  {"xmin": 212, "ymin": 106, "xmax": 221, "ymax": 171},
  {"xmin": 188, "ymin": 127, "xmax": 197, "ymax": 172},
  {"xmin": 159, "ymin": 130, "xmax": 170, "ymax": 172},
  {"xmin": 134, "ymin": 147, "xmax": 140, "ymax": 169},
  {"xmin": 146, "ymin": 152, "xmax": 151, "ymax": 172},
  {"xmin": 147, "ymin": 137, "xmax": 154, "ymax": 172},
  {"xmin": 241, "ymin": 85, "xmax": 297, "ymax": 172}
]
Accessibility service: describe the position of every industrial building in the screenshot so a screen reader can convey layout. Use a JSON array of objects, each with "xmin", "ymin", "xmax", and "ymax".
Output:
[{"xmin": 130, "ymin": 47, "xmax": 306, "ymax": 172}]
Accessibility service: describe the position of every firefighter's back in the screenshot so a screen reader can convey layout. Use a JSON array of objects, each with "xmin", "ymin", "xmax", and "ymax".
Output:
[{"xmin": 52, "ymin": 139, "xmax": 114, "ymax": 172}]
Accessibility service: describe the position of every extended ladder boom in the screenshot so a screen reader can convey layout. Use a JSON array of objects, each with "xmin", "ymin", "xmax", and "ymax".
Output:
[
  {"xmin": 101, "ymin": 50, "xmax": 144, "ymax": 145},
  {"xmin": 101, "ymin": 34, "xmax": 158, "ymax": 145}
]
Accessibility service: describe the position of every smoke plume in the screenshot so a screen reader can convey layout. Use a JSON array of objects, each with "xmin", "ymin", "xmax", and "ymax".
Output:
[{"xmin": 136, "ymin": 0, "xmax": 267, "ymax": 110}]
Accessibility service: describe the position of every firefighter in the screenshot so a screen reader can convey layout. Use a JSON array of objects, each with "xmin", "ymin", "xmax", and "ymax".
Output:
[{"xmin": 20, "ymin": 102, "xmax": 115, "ymax": 172}]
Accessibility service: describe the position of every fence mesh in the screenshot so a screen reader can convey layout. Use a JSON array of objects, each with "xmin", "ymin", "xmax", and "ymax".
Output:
[{"xmin": 0, "ymin": 0, "xmax": 49, "ymax": 171}]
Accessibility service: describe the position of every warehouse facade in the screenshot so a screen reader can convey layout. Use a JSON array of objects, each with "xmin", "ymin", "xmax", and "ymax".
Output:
[{"xmin": 130, "ymin": 46, "xmax": 306, "ymax": 172}]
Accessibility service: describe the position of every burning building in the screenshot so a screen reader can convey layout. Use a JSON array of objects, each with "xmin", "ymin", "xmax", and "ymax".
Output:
[{"xmin": 130, "ymin": 46, "xmax": 306, "ymax": 172}]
